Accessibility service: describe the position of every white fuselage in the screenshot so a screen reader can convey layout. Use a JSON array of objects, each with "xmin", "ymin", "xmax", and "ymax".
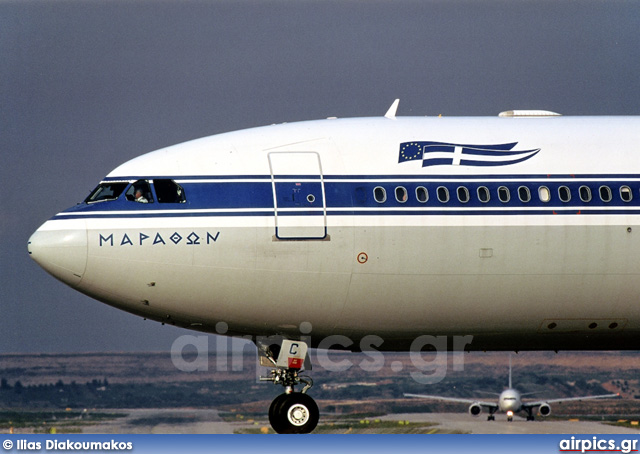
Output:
[
  {"xmin": 28, "ymin": 115, "xmax": 640, "ymax": 351},
  {"xmin": 498, "ymin": 389, "xmax": 522, "ymax": 413}
]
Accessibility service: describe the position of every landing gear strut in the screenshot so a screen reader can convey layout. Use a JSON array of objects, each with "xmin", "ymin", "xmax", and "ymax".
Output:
[
  {"xmin": 259, "ymin": 339, "xmax": 319, "ymax": 434},
  {"xmin": 524, "ymin": 407, "xmax": 535, "ymax": 421}
]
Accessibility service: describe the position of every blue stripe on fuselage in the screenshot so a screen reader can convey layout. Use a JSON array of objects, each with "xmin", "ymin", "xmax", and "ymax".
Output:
[{"xmin": 57, "ymin": 174, "xmax": 640, "ymax": 219}]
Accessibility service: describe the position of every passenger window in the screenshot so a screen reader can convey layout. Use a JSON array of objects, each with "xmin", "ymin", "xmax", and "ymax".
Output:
[
  {"xmin": 457, "ymin": 186, "xmax": 470, "ymax": 203},
  {"xmin": 620, "ymin": 186, "xmax": 633, "ymax": 202},
  {"xmin": 477, "ymin": 186, "xmax": 490, "ymax": 203},
  {"xmin": 579, "ymin": 185, "xmax": 592, "ymax": 202},
  {"xmin": 518, "ymin": 186, "xmax": 531, "ymax": 203},
  {"xmin": 155, "ymin": 179, "xmax": 186, "ymax": 203},
  {"xmin": 125, "ymin": 180, "xmax": 154, "ymax": 203},
  {"xmin": 373, "ymin": 186, "xmax": 387, "ymax": 203},
  {"xmin": 599, "ymin": 185, "xmax": 612, "ymax": 202},
  {"xmin": 85, "ymin": 182, "xmax": 128, "ymax": 203},
  {"xmin": 395, "ymin": 186, "xmax": 408, "ymax": 203},
  {"xmin": 437, "ymin": 186, "xmax": 449, "ymax": 203},
  {"xmin": 558, "ymin": 186, "xmax": 571, "ymax": 203},
  {"xmin": 497, "ymin": 186, "xmax": 510, "ymax": 203},
  {"xmin": 416, "ymin": 186, "xmax": 428, "ymax": 203},
  {"xmin": 538, "ymin": 186, "xmax": 551, "ymax": 202}
]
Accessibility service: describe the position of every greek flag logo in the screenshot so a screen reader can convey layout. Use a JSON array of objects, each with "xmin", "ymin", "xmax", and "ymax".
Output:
[{"xmin": 398, "ymin": 141, "xmax": 540, "ymax": 167}]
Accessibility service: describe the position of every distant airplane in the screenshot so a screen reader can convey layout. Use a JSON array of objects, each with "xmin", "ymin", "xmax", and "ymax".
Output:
[
  {"xmin": 405, "ymin": 356, "xmax": 619, "ymax": 421},
  {"xmin": 28, "ymin": 100, "xmax": 640, "ymax": 432}
]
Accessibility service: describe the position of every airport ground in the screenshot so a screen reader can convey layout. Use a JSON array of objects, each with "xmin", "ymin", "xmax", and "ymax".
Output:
[
  {"xmin": 1, "ymin": 408, "xmax": 639, "ymax": 434},
  {"xmin": 1, "ymin": 351, "xmax": 639, "ymax": 434}
]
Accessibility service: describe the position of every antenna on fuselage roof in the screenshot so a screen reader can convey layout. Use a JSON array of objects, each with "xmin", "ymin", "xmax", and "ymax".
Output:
[{"xmin": 384, "ymin": 99, "xmax": 400, "ymax": 119}]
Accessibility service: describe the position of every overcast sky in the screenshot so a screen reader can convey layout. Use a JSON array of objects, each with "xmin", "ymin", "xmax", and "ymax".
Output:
[{"xmin": 2, "ymin": 0, "xmax": 639, "ymax": 353}]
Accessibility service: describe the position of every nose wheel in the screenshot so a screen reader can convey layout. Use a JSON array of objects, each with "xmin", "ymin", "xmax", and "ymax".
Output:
[
  {"xmin": 269, "ymin": 392, "xmax": 319, "ymax": 434},
  {"xmin": 258, "ymin": 338, "xmax": 319, "ymax": 434}
]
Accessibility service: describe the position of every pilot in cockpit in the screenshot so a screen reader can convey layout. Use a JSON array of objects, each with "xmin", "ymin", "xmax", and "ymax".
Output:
[{"xmin": 134, "ymin": 188, "xmax": 148, "ymax": 203}]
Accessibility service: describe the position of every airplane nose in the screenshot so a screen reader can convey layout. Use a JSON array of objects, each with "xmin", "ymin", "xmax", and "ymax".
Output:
[{"xmin": 28, "ymin": 219, "xmax": 88, "ymax": 287}]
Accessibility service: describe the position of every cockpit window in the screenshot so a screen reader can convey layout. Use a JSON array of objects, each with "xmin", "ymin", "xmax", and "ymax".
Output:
[
  {"xmin": 155, "ymin": 179, "xmax": 186, "ymax": 203},
  {"xmin": 125, "ymin": 180, "xmax": 154, "ymax": 203},
  {"xmin": 85, "ymin": 182, "xmax": 128, "ymax": 203}
]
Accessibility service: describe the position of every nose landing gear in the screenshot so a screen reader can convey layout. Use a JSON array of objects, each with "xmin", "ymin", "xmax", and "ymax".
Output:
[
  {"xmin": 259, "ymin": 339, "xmax": 319, "ymax": 434},
  {"xmin": 269, "ymin": 392, "xmax": 319, "ymax": 434}
]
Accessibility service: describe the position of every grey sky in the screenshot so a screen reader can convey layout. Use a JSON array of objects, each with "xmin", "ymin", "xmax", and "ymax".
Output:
[{"xmin": 2, "ymin": 0, "xmax": 639, "ymax": 353}]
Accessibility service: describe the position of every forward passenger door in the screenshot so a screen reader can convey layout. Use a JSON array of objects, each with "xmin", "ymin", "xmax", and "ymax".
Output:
[{"xmin": 268, "ymin": 152, "xmax": 327, "ymax": 240}]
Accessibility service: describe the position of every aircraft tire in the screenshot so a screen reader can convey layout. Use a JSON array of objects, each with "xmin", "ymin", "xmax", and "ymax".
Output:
[
  {"xmin": 268, "ymin": 393, "xmax": 290, "ymax": 433},
  {"xmin": 269, "ymin": 393, "xmax": 319, "ymax": 434}
]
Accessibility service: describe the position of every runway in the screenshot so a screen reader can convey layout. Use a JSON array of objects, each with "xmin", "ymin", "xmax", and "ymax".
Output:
[
  {"xmin": 85, "ymin": 409, "xmax": 236, "ymax": 434},
  {"xmin": 81, "ymin": 409, "xmax": 640, "ymax": 434},
  {"xmin": 381, "ymin": 413, "xmax": 639, "ymax": 434}
]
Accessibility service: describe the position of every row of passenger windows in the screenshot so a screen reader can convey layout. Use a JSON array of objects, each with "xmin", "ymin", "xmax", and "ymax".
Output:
[{"xmin": 373, "ymin": 184, "xmax": 635, "ymax": 204}]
